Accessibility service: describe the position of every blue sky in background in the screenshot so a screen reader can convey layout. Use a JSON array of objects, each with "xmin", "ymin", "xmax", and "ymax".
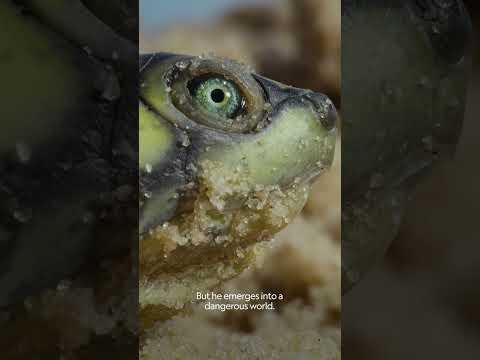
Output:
[{"xmin": 140, "ymin": 0, "xmax": 272, "ymax": 32}]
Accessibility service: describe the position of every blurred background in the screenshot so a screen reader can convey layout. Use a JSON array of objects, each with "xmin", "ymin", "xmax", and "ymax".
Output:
[
  {"xmin": 141, "ymin": 0, "xmax": 274, "ymax": 31},
  {"xmin": 140, "ymin": 1, "xmax": 341, "ymax": 359},
  {"xmin": 140, "ymin": 0, "xmax": 340, "ymax": 105}
]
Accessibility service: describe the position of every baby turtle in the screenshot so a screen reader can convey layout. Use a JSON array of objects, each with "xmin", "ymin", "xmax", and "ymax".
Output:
[{"xmin": 138, "ymin": 53, "xmax": 338, "ymax": 325}]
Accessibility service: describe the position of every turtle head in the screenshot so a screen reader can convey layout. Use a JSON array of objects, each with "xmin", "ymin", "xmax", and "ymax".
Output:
[{"xmin": 139, "ymin": 53, "xmax": 337, "ymax": 243}]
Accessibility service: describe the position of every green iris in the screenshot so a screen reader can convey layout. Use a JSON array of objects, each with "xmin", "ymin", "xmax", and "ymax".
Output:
[{"xmin": 189, "ymin": 75, "xmax": 243, "ymax": 119}]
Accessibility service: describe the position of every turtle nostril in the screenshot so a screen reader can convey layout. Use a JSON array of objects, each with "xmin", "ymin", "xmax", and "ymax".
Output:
[{"xmin": 304, "ymin": 93, "xmax": 337, "ymax": 131}]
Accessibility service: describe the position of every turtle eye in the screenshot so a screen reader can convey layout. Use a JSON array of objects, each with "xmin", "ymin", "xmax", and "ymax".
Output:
[
  {"xmin": 140, "ymin": 55, "xmax": 266, "ymax": 133},
  {"xmin": 169, "ymin": 64, "xmax": 265, "ymax": 133},
  {"xmin": 188, "ymin": 75, "xmax": 245, "ymax": 119}
]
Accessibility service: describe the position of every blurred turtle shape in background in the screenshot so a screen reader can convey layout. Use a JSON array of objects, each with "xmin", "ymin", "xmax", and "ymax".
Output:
[
  {"xmin": 0, "ymin": 0, "xmax": 137, "ymax": 306},
  {"xmin": 138, "ymin": 53, "xmax": 338, "ymax": 326},
  {"xmin": 342, "ymin": 0, "xmax": 472, "ymax": 293}
]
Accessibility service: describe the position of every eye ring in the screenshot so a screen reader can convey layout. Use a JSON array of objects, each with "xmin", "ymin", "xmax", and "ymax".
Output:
[{"xmin": 166, "ymin": 57, "xmax": 266, "ymax": 133}]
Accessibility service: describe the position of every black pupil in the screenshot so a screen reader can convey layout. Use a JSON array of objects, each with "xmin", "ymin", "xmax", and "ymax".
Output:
[{"xmin": 210, "ymin": 88, "xmax": 225, "ymax": 103}]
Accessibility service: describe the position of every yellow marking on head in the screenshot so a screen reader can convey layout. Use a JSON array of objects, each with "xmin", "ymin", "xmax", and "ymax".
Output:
[
  {"xmin": 139, "ymin": 102, "xmax": 175, "ymax": 169},
  {"xmin": 201, "ymin": 106, "xmax": 336, "ymax": 186}
]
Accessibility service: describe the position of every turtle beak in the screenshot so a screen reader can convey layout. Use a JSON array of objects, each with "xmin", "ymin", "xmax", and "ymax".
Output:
[
  {"xmin": 252, "ymin": 73, "xmax": 337, "ymax": 131},
  {"xmin": 303, "ymin": 91, "xmax": 338, "ymax": 132}
]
